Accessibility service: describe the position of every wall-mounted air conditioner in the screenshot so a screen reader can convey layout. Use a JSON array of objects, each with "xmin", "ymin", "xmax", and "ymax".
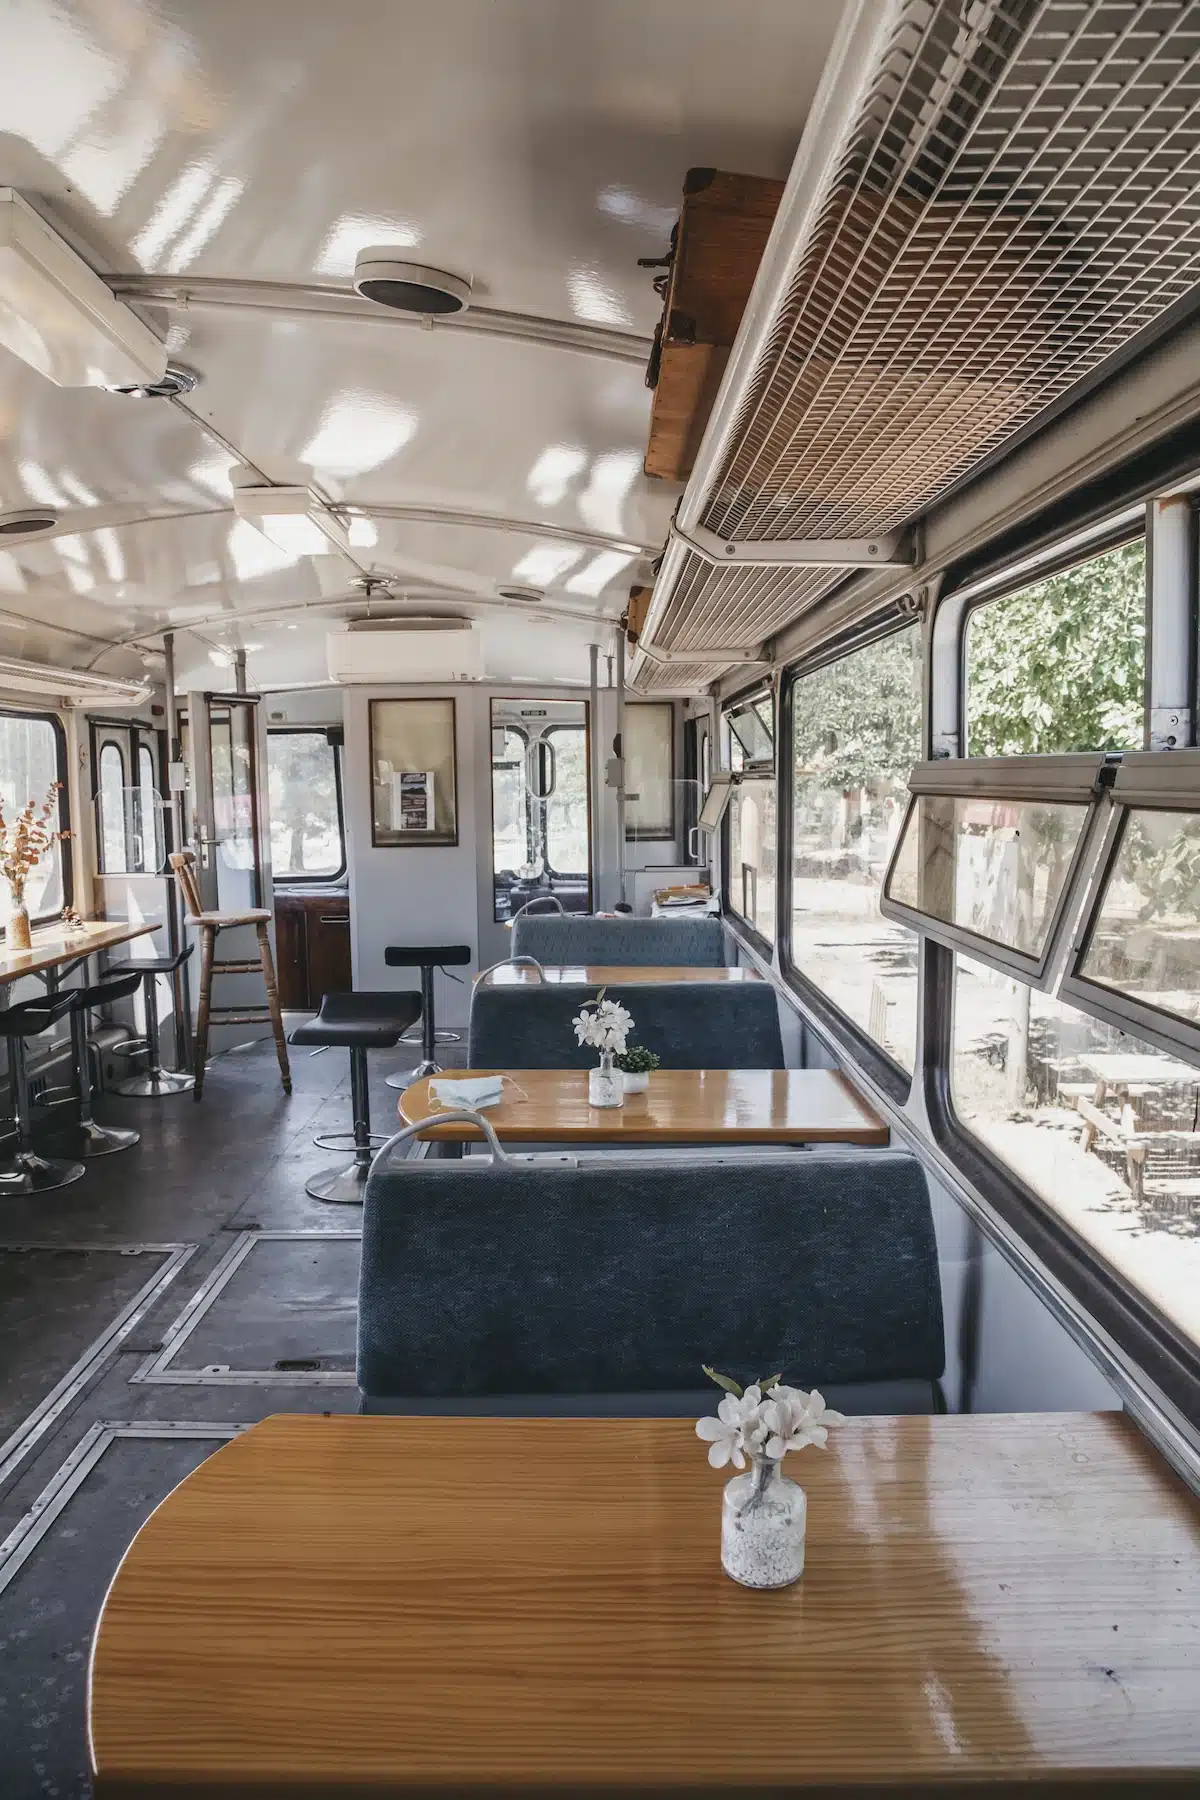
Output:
[{"xmin": 326, "ymin": 620, "xmax": 483, "ymax": 684}]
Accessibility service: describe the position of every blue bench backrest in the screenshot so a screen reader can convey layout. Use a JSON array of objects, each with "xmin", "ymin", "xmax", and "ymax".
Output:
[
  {"xmin": 358, "ymin": 1152, "xmax": 944, "ymax": 1402},
  {"xmin": 510, "ymin": 914, "xmax": 725, "ymax": 967},
  {"xmin": 468, "ymin": 981, "xmax": 784, "ymax": 1070}
]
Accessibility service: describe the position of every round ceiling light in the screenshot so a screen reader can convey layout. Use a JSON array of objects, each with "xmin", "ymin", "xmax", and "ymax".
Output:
[
  {"xmin": 352, "ymin": 253, "xmax": 471, "ymax": 316},
  {"xmin": 110, "ymin": 363, "xmax": 200, "ymax": 399},
  {"xmin": 0, "ymin": 507, "xmax": 57, "ymax": 538},
  {"xmin": 497, "ymin": 585, "xmax": 544, "ymax": 604}
]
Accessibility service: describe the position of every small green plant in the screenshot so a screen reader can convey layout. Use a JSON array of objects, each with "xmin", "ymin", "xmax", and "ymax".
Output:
[{"xmin": 614, "ymin": 1044, "xmax": 660, "ymax": 1074}]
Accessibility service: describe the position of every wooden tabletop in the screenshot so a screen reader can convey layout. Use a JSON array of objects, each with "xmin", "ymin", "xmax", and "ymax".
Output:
[
  {"xmin": 480, "ymin": 962, "xmax": 762, "ymax": 987},
  {"xmin": 89, "ymin": 1412, "xmax": 1200, "ymax": 1796},
  {"xmin": 399, "ymin": 1066, "xmax": 888, "ymax": 1144},
  {"xmin": 0, "ymin": 918, "xmax": 156, "ymax": 986}
]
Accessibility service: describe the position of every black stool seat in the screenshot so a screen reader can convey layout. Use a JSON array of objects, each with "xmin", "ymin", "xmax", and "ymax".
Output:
[
  {"xmin": 71, "ymin": 970, "xmax": 145, "ymax": 1011},
  {"xmin": 65, "ymin": 971, "xmax": 145, "ymax": 1157},
  {"xmin": 0, "ymin": 993, "xmax": 77, "ymax": 1037},
  {"xmin": 290, "ymin": 991, "xmax": 421, "ymax": 1051},
  {"xmin": 383, "ymin": 945, "xmax": 472, "ymax": 968},
  {"xmin": 105, "ymin": 946, "xmax": 193, "ymax": 978},
  {"xmin": 108, "ymin": 945, "xmax": 194, "ymax": 1099}
]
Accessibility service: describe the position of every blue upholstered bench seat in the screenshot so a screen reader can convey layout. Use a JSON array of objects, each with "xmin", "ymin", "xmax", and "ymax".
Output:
[
  {"xmin": 511, "ymin": 913, "xmax": 725, "ymax": 966},
  {"xmin": 358, "ymin": 1152, "xmax": 944, "ymax": 1414},
  {"xmin": 469, "ymin": 980, "xmax": 784, "ymax": 1069}
]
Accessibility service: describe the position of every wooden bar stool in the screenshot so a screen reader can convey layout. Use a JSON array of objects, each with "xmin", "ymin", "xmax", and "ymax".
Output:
[{"xmin": 168, "ymin": 851, "xmax": 291, "ymax": 1101}]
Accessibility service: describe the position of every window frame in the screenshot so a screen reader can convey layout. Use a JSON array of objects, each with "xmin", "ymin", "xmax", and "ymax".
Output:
[
  {"xmin": 879, "ymin": 752, "xmax": 1114, "ymax": 988},
  {"xmin": 1057, "ymin": 750, "xmax": 1200, "ymax": 1067},
  {"xmin": 777, "ymin": 620, "xmax": 922, "ymax": 1106},
  {"xmin": 0, "ymin": 705, "xmax": 72, "ymax": 929},
  {"xmin": 266, "ymin": 727, "xmax": 347, "ymax": 887},
  {"xmin": 624, "ymin": 700, "xmax": 676, "ymax": 843}
]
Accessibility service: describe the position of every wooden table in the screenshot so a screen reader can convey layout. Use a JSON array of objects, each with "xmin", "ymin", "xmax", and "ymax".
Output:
[
  {"xmin": 481, "ymin": 962, "xmax": 762, "ymax": 987},
  {"xmin": 0, "ymin": 919, "xmax": 156, "ymax": 987},
  {"xmin": 399, "ymin": 1066, "xmax": 889, "ymax": 1145},
  {"xmin": 89, "ymin": 1412, "xmax": 1200, "ymax": 1795}
]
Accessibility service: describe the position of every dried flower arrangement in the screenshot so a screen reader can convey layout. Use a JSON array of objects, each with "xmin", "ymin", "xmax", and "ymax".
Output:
[{"xmin": 0, "ymin": 783, "xmax": 71, "ymax": 948}]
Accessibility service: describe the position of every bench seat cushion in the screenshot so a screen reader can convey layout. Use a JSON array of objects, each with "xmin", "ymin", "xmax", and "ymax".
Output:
[
  {"xmin": 511, "ymin": 914, "xmax": 725, "ymax": 967},
  {"xmin": 468, "ymin": 981, "xmax": 784, "ymax": 1070}
]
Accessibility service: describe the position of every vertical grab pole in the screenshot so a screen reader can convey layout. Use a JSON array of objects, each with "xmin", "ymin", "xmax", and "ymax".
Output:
[
  {"xmin": 614, "ymin": 623, "xmax": 627, "ymax": 908},
  {"xmin": 162, "ymin": 632, "xmax": 193, "ymax": 1072},
  {"xmin": 588, "ymin": 642, "xmax": 600, "ymax": 912}
]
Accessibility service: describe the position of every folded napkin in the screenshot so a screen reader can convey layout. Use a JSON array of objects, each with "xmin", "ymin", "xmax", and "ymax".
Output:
[{"xmin": 428, "ymin": 1075, "xmax": 505, "ymax": 1110}]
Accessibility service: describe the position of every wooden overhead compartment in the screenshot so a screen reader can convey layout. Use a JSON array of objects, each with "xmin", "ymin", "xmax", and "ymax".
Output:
[{"xmin": 642, "ymin": 168, "xmax": 783, "ymax": 483}]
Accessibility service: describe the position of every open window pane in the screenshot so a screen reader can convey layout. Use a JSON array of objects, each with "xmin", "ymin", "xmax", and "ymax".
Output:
[
  {"xmin": 625, "ymin": 704, "xmax": 673, "ymax": 840},
  {"xmin": 789, "ymin": 625, "xmax": 921, "ymax": 1071},
  {"xmin": 952, "ymin": 952, "xmax": 1200, "ymax": 1355},
  {"xmin": 0, "ymin": 712, "xmax": 66, "ymax": 927},
  {"xmin": 886, "ymin": 794, "xmax": 1090, "ymax": 963},
  {"xmin": 966, "ymin": 539, "xmax": 1145, "ymax": 756},
  {"xmin": 726, "ymin": 695, "xmax": 773, "ymax": 766},
  {"xmin": 267, "ymin": 733, "xmax": 344, "ymax": 879},
  {"xmin": 727, "ymin": 776, "xmax": 776, "ymax": 943},
  {"xmin": 1079, "ymin": 811, "xmax": 1200, "ymax": 1027}
]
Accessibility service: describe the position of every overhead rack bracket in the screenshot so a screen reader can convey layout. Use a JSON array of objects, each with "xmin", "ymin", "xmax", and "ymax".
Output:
[{"xmin": 669, "ymin": 520, "xmax": 915, "ymax": 570}]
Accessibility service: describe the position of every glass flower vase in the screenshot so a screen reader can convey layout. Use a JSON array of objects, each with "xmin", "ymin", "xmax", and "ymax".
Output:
[
  {"xmin": 587, "ymin": 1050, "xmax": 624, "ymax": 1108},
  {"xmin": 7, "ymin": 896, "xmax": 31, "ymax": 950},
  {"xmin": 721, "ymin": 1456, "xmax": 806, "ymax": 1589}
]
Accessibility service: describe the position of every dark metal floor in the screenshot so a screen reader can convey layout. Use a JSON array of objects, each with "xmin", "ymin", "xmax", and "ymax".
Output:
[{"xmin": 0, "ymin": 1033, "xmax": 431, "ymax": 1797}]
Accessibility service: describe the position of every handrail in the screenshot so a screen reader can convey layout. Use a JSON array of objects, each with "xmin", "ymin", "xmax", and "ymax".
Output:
[
  {"xmin": 367, "ymin": 1108, "xmax": 509, "ymax": 1176},
  {"xmin": 476, "ymin": 955, "xmax": 545, "ymax": 985}
]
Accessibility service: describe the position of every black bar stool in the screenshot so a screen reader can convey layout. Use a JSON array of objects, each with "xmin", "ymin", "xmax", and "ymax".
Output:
[
  {"xmin": 67, "ymin": 970, "xmax": 145, "ymax": 1156},
  {"xmin": 106, "ymin": 946, "xmax": 195, "ymax": 1097},
  {"xmin": 0, "ymin": 993, "xmax": 86, "ymax": 1193},
  {"xmin": 289, "ymin": 991, "xmax": 421, "ymax": 1204},
  {"xmin": 381, "ymin": 944, "xmax": 472, "ymax": 1090}
]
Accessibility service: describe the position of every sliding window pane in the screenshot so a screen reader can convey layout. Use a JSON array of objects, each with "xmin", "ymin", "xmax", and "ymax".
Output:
[
  {"xmin": 1080, "ymin": 811, "xmax": 1200, "ymax": 1025},
  {"xmin": 728, "ymin": 777, "xmax": 776, "ymax": 943},
  {"xmin": 887, "ymin": 795, "xmax": 1088, "ymax": 960},
  {"xmin": 966, "ymin": 540, "xmax": 1145, "ymax": 755},
  {"xmin": 952, "ymin": 952, "xmax": 1200, "ymax": 1353},
  {"xmin": 790, "ymin": 626, "xmax": 921, "ymax": 1070}
]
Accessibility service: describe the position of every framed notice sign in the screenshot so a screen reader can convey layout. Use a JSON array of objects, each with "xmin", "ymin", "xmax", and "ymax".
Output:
[{"xmin": 369, "ymin": 699, "xmax": 458, "ymax": 846}]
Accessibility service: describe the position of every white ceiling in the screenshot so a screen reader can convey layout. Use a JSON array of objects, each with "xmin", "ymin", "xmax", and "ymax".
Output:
[{"xmin": 0, "ymin": 0, "xmax": 845, "ymax": 693}]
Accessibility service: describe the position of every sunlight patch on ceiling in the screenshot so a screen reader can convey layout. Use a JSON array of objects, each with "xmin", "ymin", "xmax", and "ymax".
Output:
[
  {"xmin": 578, "ymin": 450, "xmax": 641, "ymax": 538},
  {"xmin": 510, "ymin": 544, "xmax": 584, "ymax": 586},
  {"xmin": 315, "ymin": 214, "xmax": 421, "ymax": 277},
  {"xmin": 228, "ymin": 517, "xmax": 299, "ymax": 581},
  {"xmin": 95, "ymin": 528, "xmax": 126, "ymax": 583},
  {"xmin": 18, "ymin": 461, "xmax": 66, "ymax": 509},
  {"xmin": 565, "ymin": 548, "xmax": 635, "ymax": 597},
  {"xmin": 526, "ymin": 446, "xmax": 587, "ymax": 508},
  {"xmin": 57, "ymin": 471, "xmax": 100, "ymax": 507},
  {"xmin": 597, "ymin": 187, "xmax": 676, "ymax": 235},
  {"xmin": 299, "ymin": 395, "xmax": 416, "ymax": 478},
  {"xmin": 130, "ymin": 162, "xmax": 214, "ymax": 267},
  {"xmin": 186, "ymin": 454, "xmax": 237, "ymax": 499},
  {"xmin": 566, "ymin": 267, "xmax": 633, "ymax": 329},
  {"xmin": 0, "ymin": 552, "xmax": 26, "ymax": 593},
  {"xmin": 165, "ymin": 175, "xmax": 244, "ymax": 272}
]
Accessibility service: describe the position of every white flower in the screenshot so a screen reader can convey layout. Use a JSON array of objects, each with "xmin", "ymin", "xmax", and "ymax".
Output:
[
  {"xmin": 572, "ymin": 997, "xmax": 634, "ymax": 1054},
  {"xmin": 762, "ymin": 1385, "xmax": 845, "ymax": 1460},
  {"xmin": 695, "ymin": 1386, "xmax": 768, "ymax": 1469}
]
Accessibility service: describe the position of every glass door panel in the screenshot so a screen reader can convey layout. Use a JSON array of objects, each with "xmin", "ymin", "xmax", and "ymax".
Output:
[{"xmin": 490, "ymin": 699, "xmax": 590, "ymax": 921}]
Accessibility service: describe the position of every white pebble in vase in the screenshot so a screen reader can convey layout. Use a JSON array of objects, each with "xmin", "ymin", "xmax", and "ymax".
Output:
[{"xmin": 721, "ymin": 1459, "xmax": 806, "ymax": 1588}]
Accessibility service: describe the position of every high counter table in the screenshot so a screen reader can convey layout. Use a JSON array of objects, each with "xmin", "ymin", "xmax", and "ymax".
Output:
[
  {"xmin": 479, "ymin": 962, "xmax": 762, "ymax": 986},
  {"xmin": 399, "ymin": 1066, "xmax": 888, "ymax": 1145},
  {"xmin": 88, "ymin": 1411, "xmax": 1200, "ymax": 1795},
  {"xmin": 0, "ymin": 919, "xmax": 156, "ymax": 987}
]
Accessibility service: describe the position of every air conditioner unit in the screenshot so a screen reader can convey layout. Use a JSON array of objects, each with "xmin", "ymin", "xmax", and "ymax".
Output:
[{"xmin": 326, "ymin": 622, "xmax": 484, "ymax": 684}]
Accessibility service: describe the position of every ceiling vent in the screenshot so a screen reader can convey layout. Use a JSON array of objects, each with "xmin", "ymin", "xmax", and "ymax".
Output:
[
  {"xmin": 327, "ymin": 621, "xmax": 483, "ymax": 684},
  {"xmin": 352, "ymin": 253, "xmax": 471, "ymax": 316},
  {"xmin": 109, "ymin": 363, "xmax": 199, "ymax": 399},
  {"xmin": 0, "ymin": 507, "xmax": 57, "ymax": 538},
  {"xmin": 496, "ymin": 585, "xmax": 544, "ymax": 604}
]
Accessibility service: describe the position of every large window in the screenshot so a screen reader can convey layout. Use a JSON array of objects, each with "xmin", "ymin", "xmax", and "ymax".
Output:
[
  {"xmin": 490, "ymin": 699, "xmax": 591, "ymax": 921},
  {"xmin": 787, "ymin": 626, "xmax": 922, "ymax": 1071},
  {"xmin": 952, "ymin": 951, "xmax": 1200, "ymax": 1353},
  {"xmin": 966, "ymin": 539, "xmax": 1145, "ymax": 755},
  {"xmin": 0, "ymin": 710, "xmax": 69, "ymax": 929},
  {"xmin": 266, "ymin": 731, "xmax": 345, "ymax": 882}
]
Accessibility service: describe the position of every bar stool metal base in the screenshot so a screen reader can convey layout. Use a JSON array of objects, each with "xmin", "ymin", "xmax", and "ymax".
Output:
[
  {"xmin": 0, "ymin": 1151, "xmax": 86, "ymax": 1193},
  {"xmin": 115, "ymin": 1068, "xmax": 195, "ymax": 1097},
  {"xmin": 385, "ymin": 1059, "xmax": 438, "ymax": 1090},
  {"xmin": 304, "ymin": 1162, "xmax": 370, "ymax": 1205},
  {"xmin": 76, "ymin": 1119, "xmax": 140, "ymax": 1157}
]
